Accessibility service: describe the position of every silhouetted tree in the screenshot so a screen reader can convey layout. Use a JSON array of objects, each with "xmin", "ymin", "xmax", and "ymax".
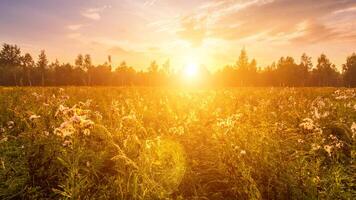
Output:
[
  {"xmin": 0, "ymin": 43, "xmax": 354, "ymax": 87},
  {"xmin": 37, "ymin": 50, "xmax": 48, "ymax": 86},
  {"xmin": 148, "ymin": 61, "xmax": 159, "ymax": 86},
  {"xmin": 84, "ymin": 54, "xmax": 93, "ymax": 85},
  {"xmin": 75, "ymin": 54, "xmax": 84, "ymax": 69},
  {"xmin": 0, "ymin": 44, "xmax": 22, "ymax": 85},
  {"xmin": 312, "ymin": 54, "xmax": 340, "ymax": 86},
  {"xmin": 236, "ymin": 48, "xmax": 249, "ymax": 86},
  {"xmin": 342, "ymin": 53, "xmax": 356, "ymax": 87},
  {"xmin": 21, "ymin": 53, "xmax": 35, "ymax": 86},
  {"xmin": 114, "ymin": 62, "xmax": 136, "ymax": 86},
  {"xmin": 299, "ymin": 53, "xmax": 313, "ymax": 86}
]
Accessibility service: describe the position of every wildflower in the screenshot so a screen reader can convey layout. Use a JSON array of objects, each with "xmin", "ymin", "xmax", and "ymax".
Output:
[
  {"xmin": 55, "ymin": 122, "xmax": 75, "ymax": 138},
  {"xmin": 334, "ymin": 89, "xmax": 356, "ymax": 100},
  {"xmin": 62, "ymin": 140, "xmax": 72, "ymax": 147},
  {"xmin": 55, "ymin": 105, "xmax": 70, "ymax": 116},
  {"xmin": 145, "ymin": 140, "xmax": 153, "ymax": 149},
  {"xmin": 7, "ymin": 121, "xmax": 14, "ymax": 129},
  {"xmin": 297, "ymin": 139, "xmax": 304, "ymax": 143},
  {"xmin": 311, "ymin": 143, "xmax": 321, "ymax": 151},
  {"xmin": 314, "ymin": 127, "xmax": 323, "ymax": 135},
  {"xmin": 81, "ymin": 119, "xmax": 94, "ymax": 128},
  {"xmin": 31, "ymin": 92, "xmax": 40, "ymax": 98},
  {"xmin": 313, "ymin": 109, "xmax": 320, "ymax": 119},
  {"xmin": 121, "ymin": 114, "xmax": 137, "ymax": 122},
  {"xmin": 323, "ymin": 145, "xmax": 332, "ymax": 156},
  {"xmin": 240, "ymin": 150, "xmax": 246, "ymax": 155},
  {"xmin": 299, "ymin": 118, "xmax": 315, "ymax": 131},
  {"xmin": 335, "ymin": 142, "xmax": 343, "ymax": 149},
  {"xmin": 94, "ymin": 111, "xmax": 103, "ymax": 120},
  {"xmin": 351, "ymin": 122, "xmax": 356, "ymax": 138},
  {"xmin": 351, "ymin": 122, "xmax": 356, "ymax": 134},
  {"xmin": 169, "ymin": 126, "xmax": 184, "ymax": 135},
  {"xmin": 71, "ymin": 115, "xmax": 81, "ymax": 123},
  {"xmin": 86, "ymin": 161, "xmax": 90, "ymax": 167},
  {"xmin": 0, "ymin": 127, "xmax": 5, "ymax": 133},
  {"xmin": 0, "ymin": 137, "xmax": 8, "ymax": 143},
  {"xmin": 322, "ymin": 111, "xmax": 329, "ymax": 118},
  {"xmin": 43, "ymin": 131, "xmax": 50, "ymax": 136},
  {"xmin": 312, "ymin": 176, "xmax": 320, "ymax": 184},
  {"xmin": 29, "ymin": 114, "xmax": 40, "ymax": 121},
  {"xmin": 83, "ymin": 129, "xmax": 90, "ymax": 136}
]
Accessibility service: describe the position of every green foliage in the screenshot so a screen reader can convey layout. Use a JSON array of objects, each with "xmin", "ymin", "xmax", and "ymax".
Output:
[{"xmin": 0, "ymin": 87, "xmax": 355, "ymax": 199}]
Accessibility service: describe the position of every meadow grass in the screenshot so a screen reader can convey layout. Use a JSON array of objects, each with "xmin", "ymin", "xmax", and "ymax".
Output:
[{"xmin": 0, "ymin": 87, "xmax": 355, "ymax": 199}]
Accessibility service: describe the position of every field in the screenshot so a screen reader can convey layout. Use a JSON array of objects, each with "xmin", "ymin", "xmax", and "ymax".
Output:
[{"xmin": 0, "ymin": 87, "xmax": 355, "ymax": 200}]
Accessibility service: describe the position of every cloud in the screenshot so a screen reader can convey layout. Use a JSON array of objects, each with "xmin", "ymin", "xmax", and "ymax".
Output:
[
  {"xmin": 177, "ymin": 15, "xmax": 207, "ymax": 47},
  {"xmin": 144, "ymin": 0, "xmax": 159, "ymax": 7},
  {"xmin": 67, "ymin": 24, "xmax": 84, "ymax": 31},
  {"xmin": 81, "ymin": 5, "xmax": 111, "ymax": 20},
  {"xmin": 178, "ymin": 0, "xmax": 356, "ymax": 45},
  {"xmin": 108, "ymin": 46, "xmax": 145, "ymax": 60},
  {"xmin": 82, "ymin": 12, "xmax": 101, "ymax": 20},
  {"xmin": 334, "ymin": 6, "xmax": 356, "ymax": 14},
  {"xmin": 67, "ymin": 33, "xmax": 81, "ymax": 39}
]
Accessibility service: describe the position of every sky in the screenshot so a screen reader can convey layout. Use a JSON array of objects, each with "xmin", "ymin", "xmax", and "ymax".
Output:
[{"xmin": 0, "ymin": 0, "xmax": 355, "ymax": 71}]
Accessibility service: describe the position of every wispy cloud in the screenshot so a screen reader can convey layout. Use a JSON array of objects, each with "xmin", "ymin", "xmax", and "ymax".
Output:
[
  {"xmin": 334, "ymin": 6, "xmax": 356, "ymax": 14},
  {"xmin": 143, "ymin": 0, "xmax": 159, "ymax": 7},
  {"xmin": 67, "ymin": 24, "xmax": 84, "ymax": 31},
  {"xmin": 177, "ymin": 0, "xmax": 356, "ymax": 46},
  {"xmin": 81, "ymin": 5, "xmax": 111, "ymax": 20}
]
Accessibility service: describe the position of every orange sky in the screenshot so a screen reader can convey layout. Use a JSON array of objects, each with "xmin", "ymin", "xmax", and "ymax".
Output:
[{"xmin": 1, "ymin": 0, "xmax": 355, "ymax": 71}]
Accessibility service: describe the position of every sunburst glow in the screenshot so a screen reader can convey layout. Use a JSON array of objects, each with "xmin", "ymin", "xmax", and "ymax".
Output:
[{"xmin": 183, "ymin": 63, "xmax": 199, "ymax": 78}]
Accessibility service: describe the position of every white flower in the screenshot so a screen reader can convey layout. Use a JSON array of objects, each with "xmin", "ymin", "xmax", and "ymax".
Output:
[
  {"xmin": 311, "ymin": 143, "xmax": 321, "ymax": 151},
  {"xmin": 351, "ymin": 122, "xmax": 356, "ymax": 139},
  {"xmin": 62, "ymin": 140, "xmax": 72, "ymax": 147},
  {"xmin": 323, "ymin": 145, "xmax": 332, "ymax": 156},
  {"xmin": 71, "ymin": 115, "xmax": 81, "ymax": 123},
  {"xmin": 0, "ymin": 137, "xmax": 8, "ymax": 142},
  {"xmin": 240, "ymin": 150, "xmax": 246, "ymax": 155},
  {"xmin": 313, "ymin": 176, "xmax": 320, "ymax": 184},
  {"xmin": 29, "ymin": 114, "xmax": 41, "ymax": 121},
  {"xmin": 83, "ymin": 129, "xmax": 90, "ymax": 136},
  {"xmin": 7, "ymin": 121, "xmax": 14, "ymax": 129},
  {"xmin": 335, "ymin": 142, "xmax": 343, "ymax": 149},
  {"xmin": 145, "ymin": 140, "xmax": 153, "ymax": 149},
  {"xmin": 299, "ymin": 118, "xmax": 315, "ymax": 131},
  {"xmin": 55, "ymin": 105, "xmax": 70, "ymax": 116},
  {"xmin": 351, "ymin": 122, "xmax": 356, "ymax": 133}
]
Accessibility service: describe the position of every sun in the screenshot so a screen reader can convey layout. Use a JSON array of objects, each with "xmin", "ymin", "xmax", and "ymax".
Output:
[{"xmin": 183, "ymin": 63, "xmax": 199, "ymax": 78}]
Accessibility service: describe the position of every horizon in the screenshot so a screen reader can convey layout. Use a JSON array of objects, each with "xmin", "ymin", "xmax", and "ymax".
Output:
[{"xmin": 1, "ymin": 0, "xmax": 356, "ymax": 71}]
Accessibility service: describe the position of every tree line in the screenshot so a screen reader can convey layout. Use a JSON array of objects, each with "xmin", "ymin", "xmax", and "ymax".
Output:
[{"xmin": 0, "ymin": 43, "xmax": 355, "ymax": 87}]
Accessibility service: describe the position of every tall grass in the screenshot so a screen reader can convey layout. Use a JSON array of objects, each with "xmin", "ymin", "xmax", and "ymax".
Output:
[{"xmin": 0, "ymin": 87, "xmax": 355, "ymax": 199}]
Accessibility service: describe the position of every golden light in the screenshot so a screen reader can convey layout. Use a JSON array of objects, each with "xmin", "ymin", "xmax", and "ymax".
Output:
[{"xmin": 183, "ymin": 63, "xmax": 199, "ymax": 78}]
